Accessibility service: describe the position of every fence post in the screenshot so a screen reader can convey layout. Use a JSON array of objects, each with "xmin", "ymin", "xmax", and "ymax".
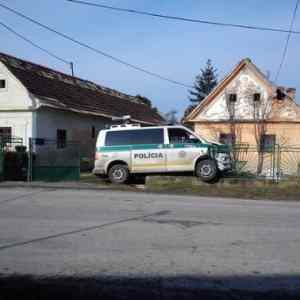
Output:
[
  {"xmin": 27, "ymin": 138, "xmax": 33, "ymax": 182},
  {"xmin": 275, "ymin": 144, "xmax": 281, "ymax": 183},
  {"xmin": 0, "ymin": 137, "xmax": 3, "ymax": 181}
]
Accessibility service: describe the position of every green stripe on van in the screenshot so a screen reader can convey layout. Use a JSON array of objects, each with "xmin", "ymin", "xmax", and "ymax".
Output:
[{"xmin": 97, "ymin": 143, "xmax": 217, "ymax": 152}]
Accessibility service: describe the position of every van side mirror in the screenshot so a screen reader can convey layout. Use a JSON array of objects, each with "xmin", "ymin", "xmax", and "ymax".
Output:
[{"xmin": 189, "ymin": 135, "xmax": 200, "ymax": 143}]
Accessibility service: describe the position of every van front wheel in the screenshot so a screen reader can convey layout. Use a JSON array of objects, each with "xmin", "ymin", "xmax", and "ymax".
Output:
[
  {"xmin": 108, "ymin": 164, "xmax": 129, "ymax": 184},
  {"xmin": 195, "ymin": 159, "xmax": 218, "ymax": 183}
]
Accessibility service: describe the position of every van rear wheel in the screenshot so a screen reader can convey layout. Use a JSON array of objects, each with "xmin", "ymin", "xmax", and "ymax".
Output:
[
  {"xmin": 108, "ymin": 164, "xmax": 129, "ymax": 184},
  {"xmin": 195, "ymin": 159, "xmax": 218, "ymax": 183}
]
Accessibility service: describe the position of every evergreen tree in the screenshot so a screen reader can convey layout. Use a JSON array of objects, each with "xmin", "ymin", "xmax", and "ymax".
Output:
[{"xmin": 189, "ymin": 59, "xmax": 218, "ymax": 103}]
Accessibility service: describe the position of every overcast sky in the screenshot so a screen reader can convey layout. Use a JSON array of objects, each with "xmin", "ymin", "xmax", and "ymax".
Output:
[{"xmin": 0, "ymin": 0, "xmax": 299, "ymax": 116}]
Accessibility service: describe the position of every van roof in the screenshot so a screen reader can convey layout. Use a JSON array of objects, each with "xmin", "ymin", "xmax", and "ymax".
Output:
[{"xmin": 103, "ymin": 125, "xmax": 187, "ymax": 132}]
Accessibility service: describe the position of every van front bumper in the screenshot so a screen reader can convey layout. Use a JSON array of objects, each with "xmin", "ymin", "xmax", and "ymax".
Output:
[{"xmin": 215, "ymin": 153, "xmax": 232, "ymax": 171}]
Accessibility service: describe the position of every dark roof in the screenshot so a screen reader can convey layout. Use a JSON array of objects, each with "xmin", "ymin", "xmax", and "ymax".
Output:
[{"xmin": 0, "ymin": 52, "xmax": 165, "ymax": 125}]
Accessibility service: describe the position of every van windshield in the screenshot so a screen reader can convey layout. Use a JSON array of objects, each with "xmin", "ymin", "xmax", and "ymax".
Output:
[{"xmin": 168, "ymin": 128, "xmax": 201, "ymax": 144}]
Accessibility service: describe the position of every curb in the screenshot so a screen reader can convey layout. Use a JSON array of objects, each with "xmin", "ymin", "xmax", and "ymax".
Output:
[
  {"xmin": 0, "ymin": 182, "xmax": 144, "ymax": 193},
  {"xmin": 0, "ymin": 182, "xmax": 110, "ymax": 191}
]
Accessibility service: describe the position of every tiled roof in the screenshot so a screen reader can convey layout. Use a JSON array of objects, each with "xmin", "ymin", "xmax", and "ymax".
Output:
[{"xmin": 0, "ymin": 52, "xmax": 165, "ymax": 125}]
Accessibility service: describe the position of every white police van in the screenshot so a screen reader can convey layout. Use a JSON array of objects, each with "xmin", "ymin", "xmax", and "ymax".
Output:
[{"xmin": 93, "ymin": 124, "xmax": 231, "ymax": 184}]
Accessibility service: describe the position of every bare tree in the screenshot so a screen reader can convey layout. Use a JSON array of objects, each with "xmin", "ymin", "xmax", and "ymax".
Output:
[
  {"xmin": 224, "ymin": 79, "xmax": 273, "ymax": 175},
  {"xmin": 242, "ymin": 85, "xmax": 272, "ymax": 175}
]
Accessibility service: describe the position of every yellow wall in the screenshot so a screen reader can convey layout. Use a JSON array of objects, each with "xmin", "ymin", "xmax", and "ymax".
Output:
[
  {"xmin": 194, "ymin": 122, "xmax": 300, "ymax": 146},
  {"xmin": 194, "ymin": 122, "xmax": 300, "ymax": 175}
]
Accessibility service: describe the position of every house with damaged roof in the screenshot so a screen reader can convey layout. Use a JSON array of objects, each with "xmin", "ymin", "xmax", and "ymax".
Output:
[
  {"xmin": 184, "ymin": 58, "xmax": 300, "ymax": 176},
  {"xmin": 0, "ymin": 52, "xmax": 165, "ymax": 162}
]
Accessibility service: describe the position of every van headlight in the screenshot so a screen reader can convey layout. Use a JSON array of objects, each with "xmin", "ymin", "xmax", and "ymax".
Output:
[{"xmin": 216, "ymin": 153, "xmax": 230, "ymax": 162}]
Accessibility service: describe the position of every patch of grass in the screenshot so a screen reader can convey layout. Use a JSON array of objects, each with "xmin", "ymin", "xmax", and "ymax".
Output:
[
  {"xmin": 146, "ymin": 176, "xmax": 300, "ymax": 201},
  {"xmin": 80, "ymin": 172, "xmax": 107, "ymax": 185},
  {"xmin": 79, "ymin": 172, "xmax": 300, "ymax": 200}
]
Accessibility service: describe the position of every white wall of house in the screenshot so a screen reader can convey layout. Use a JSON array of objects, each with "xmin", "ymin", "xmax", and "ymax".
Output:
[
  {"xmin": 0, "ymin": 60, "xmax": 114, "ymax": 160},
  {"xmin": 0, "ymin": 61, "xmax": 34, "ymax": 148},
  {"xmin": 0, "ymin": 61, "xmax": 36, "ymax": 110},
  {"xmin": 35, "ymin": 108, "xmax": 110, "ymax": 158},
  {"xmin": 0, "ymin": 111, "xmax": 33, "ymax": 147}
]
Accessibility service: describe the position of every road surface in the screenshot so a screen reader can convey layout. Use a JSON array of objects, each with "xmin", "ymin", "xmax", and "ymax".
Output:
[{"xmin": 0, "ymin": 187, "xmax": 300, "ymax": 297}]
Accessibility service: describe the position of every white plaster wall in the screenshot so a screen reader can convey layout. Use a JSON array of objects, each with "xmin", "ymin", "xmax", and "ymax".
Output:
[
  {"xmin": 195, "ymin": 68, "xmax": 271, "ymax": 121},
  {"xmin": 0, "ymin": 111, "xmax": 33, "ymax": 147},
  {"xmin": 35, "ymin": 108, "xmax": 111, "ymax": 158},
  {"xmin": 0, "ymin": 61, "xmax": 35, "ymax": 110},
  {"xmin": 35, "ymin": 108, "xmax": 109, "ymax": 139}
]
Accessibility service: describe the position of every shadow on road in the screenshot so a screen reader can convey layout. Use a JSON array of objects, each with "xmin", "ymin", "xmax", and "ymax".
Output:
[{"xmin": 1, "ymin": 274, "xmax": 300, "ymax": 299}]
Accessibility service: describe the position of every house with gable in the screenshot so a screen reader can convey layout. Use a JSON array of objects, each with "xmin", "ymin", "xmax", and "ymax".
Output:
[
  {"xmin": 185, "ymin": 58, "xmax": 300, "ymax": 147},
  {"xmin": 0, "ymin": 52, "xmax": 165, "ymax": 162},
  {"xmin": 184, "ymin": 58, "xmax": 300, "ymax": 175}
]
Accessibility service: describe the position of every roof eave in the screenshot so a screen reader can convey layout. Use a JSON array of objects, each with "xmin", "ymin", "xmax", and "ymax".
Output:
[{"xmin": 36, "ymin": 100, "xmax": 163, "ymax": 126}]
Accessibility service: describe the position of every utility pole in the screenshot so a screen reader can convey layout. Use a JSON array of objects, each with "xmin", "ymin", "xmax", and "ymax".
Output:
[{"xmin": 70, "ymin": 62, "xmax": 74, "ymax": 77}]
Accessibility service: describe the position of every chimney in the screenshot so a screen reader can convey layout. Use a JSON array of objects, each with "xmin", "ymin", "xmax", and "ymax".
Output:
[{"xmin": 286, "ymin": 88, "xmax": 296, "ymax": 101}]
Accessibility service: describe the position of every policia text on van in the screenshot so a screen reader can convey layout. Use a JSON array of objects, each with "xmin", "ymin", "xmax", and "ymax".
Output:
[{"xmin": 93, "ymin": 125, "xmax": 232, "ymax": 184}]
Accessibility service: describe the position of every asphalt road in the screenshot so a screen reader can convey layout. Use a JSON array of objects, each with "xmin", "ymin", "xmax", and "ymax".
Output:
[{"xmin": 0, "ymin": 187, "xmax": 300, "ymax": 297}]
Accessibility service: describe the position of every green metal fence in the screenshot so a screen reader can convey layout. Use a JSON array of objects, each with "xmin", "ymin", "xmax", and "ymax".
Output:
[
  {"xmin": 0, "ymin": 143, "xmax": 3, "ymax": 181},
  {"xmin": 28, "ymin": 138, "xmax": 80, "ymax": 182},
  {"xmin": 225, "ymin": 144, "xmax": 300, "ymax": 181},
  {"xmin": 278, "ymin": 146, "xmax": 300, "ymax": 179}
]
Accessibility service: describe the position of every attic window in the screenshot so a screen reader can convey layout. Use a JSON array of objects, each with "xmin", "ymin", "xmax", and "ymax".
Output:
[
  {"xmin": 276, "ymin": 88, "xmax": 285, "ymax": 100},
  {"xmin": 253, "ymin": 93, "xmax": 261, "ymax": 102},
  {"xmin": 229, "ymin": 93, "xmax": 237, "ymax": 102},
  {"xmin": 0, "ymin": 79, "xmax": 6, "ymax": 89}
]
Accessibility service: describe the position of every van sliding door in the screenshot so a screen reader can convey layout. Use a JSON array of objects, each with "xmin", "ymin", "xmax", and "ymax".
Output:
[{"xmin": 131, "ymin": 128, "xmax": 166, "ymax": 173}]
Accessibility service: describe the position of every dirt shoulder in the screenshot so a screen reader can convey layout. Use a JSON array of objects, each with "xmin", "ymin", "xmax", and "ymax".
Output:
[{"xmin": 1, "ymin": 173, "xmax": 300, "ymax": 201}]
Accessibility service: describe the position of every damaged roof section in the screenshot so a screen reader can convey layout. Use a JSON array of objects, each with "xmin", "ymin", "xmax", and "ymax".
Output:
[{"xmin": 0, "ymin": 52, "xmax": 165, "ymax": 125}]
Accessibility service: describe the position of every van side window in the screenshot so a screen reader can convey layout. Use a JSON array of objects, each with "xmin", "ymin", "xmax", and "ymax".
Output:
[
  {"xmin": 133, "ymin": 129, "xmax": 164, "ymax": 145},
  {"xmin": 168, "ymin": 128, "xmax": 199, "ymax": 144},
  {"xmin": 105, "ymin": 129, "xmax": 164, "ymax": 146},
  {"xmin": 105, "ymin": 131, "xmax": 132, "ymax": 146}
]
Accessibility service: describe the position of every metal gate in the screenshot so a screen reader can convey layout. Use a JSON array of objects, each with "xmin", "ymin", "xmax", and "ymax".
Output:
[
  {"xmin": 28, "ymin": 138, "xmax": 80, "ymax": 182},
  {"xmin": 0, "ymin": 136, "xmax": 26, "ymax": 181},
  {"xmin": 0, "ymin": 142, "xmax": 3, "ymax": 181},
  {"xmin": 278, "ymin": 146, "xmax": 300, "ymax": 179},
  {"xmin": 231, "ymin": 144, "xmax": 277, "ymax": 179},
  {"xmin": 228, "ymin": 144, "xmax": 300, "ymax": 181}
]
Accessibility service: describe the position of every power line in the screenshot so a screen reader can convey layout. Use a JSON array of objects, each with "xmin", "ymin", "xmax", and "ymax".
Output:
[
  {"xmin": 275, "ymin": 0, "xmax": 300, "ymax": 82},
  {"xmin": 0, "ymin": 20, "xmax": 73, "ymax": 68},
  {"xmin": 0, "ymin": 2, "xmax": 192, "ymax": 89},
  {"xmin": 66, "ymin": 0, "xmax": 300, "ymax": 35}
]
